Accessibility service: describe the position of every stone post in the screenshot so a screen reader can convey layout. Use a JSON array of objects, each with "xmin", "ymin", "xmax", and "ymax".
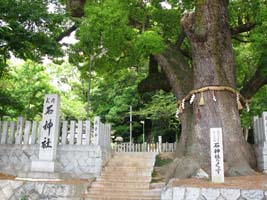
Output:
[
  {"xmin": 93, "ymin": 116, "xmax": 100, "ymax": 145},
  {"xmin": 15, "ymin": 117, "xmax": 25, "ymax": 144},
  {"xmin": 210, "ymin": 128, "xmax": 224, "ymax": 183},
  {"xmin": 31, "ymin": 94, "xmax": 60, "ymax": 173},
  {"xmin": 253, "ymin": 116, "xmax": 259, "ymax": 145},
  {"xmin": 262, "ymin": 112, "xmax": 267, "ymax": 142},
  {"xmin": 158, "ymin": 136, "xmax": 162, "ymax": 152}
]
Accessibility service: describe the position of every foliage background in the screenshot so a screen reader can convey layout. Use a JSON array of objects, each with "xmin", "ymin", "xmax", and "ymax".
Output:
[{"xmin": 1, "ymin": 0, "xmax": 267, "ymax": 143}]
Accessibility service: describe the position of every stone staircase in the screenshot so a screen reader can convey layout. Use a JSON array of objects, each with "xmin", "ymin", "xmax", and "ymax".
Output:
[{"xmin": 83, "ymin": 152, "xmax": 161, "ymax": 200}]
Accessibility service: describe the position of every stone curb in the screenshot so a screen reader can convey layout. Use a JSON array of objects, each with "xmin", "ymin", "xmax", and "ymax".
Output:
[
  {"xmin": 161, "ymin": 186, "xmax": 267, "ymax": 200},
  {"xmin": 0, "ymin": 180, "xmax": 90, "ymax": 200}
]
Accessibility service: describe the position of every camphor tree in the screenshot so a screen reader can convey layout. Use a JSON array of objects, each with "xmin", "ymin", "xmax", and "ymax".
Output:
[{"xmin": 66, "ymin": 0, "xmax": 267, "ymax": 177}]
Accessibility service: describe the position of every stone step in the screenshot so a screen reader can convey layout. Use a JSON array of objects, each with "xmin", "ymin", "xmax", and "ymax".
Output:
[
  {"xmin": 111, "ymin": 154, "xmax": 157, "ymax": 160},
  {"xmin": 107, "ymin": 161, "xmax": 155, "ymax": 166},
  {"xmin": 85, "ymin": 152, "xmax": 160, "ymax": 200},
  {"xmin": 100, "ymin": 171, "xmax": 153, "ymax": 177},
  {"xmin": 84, "ymin": 194, "xmax": 161, "ymax": 200},
  {"xmin": 110, "ymin": 155, "xmax": 156, "ymax": 159},
  {"xmin": 103, "ymin": 166, "xmax": 153, "ymax": 173},
  {"xmin": 111, "ymin": 155, "xmax": 156, "ymax": 159},
  {"xmin": 96, "ymin": 176, "xmax": 152, "ymax": 182},
  {"xmin": 108, "ymin": 159, "xmax": 155, "ymax": 164},
  {"xmin": 110, "ymin": 158, "xmax": 156, "ymax": 163},
  {"xmin": 91, "ymin": 181, "xmax": 150, "ymax": 189},
  {"xmin": 87, "ymin": 188, "xmax": 161, "ymax": 196}
]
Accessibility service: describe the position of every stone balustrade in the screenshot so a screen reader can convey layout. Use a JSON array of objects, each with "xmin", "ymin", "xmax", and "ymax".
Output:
[
  {"xmin": 0, "ymin": 116, "xmax": 111, "ymax": 148},
  {"xmin": 0, "ymin": 116, "xmax": 112, "ymax": 179}
]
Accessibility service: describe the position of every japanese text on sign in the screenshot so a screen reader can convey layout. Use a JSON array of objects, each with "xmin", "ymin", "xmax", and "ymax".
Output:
[{"xmin": 210, "ymin": 128, "xmax": 224, "ymax": 183}]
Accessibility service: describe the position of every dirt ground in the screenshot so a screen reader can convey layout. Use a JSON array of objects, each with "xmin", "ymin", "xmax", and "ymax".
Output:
[
  {"xmin": 2, "ymin": 172, "xmax": 267, "ymax": 190},
  {"xmin": 0, "ymin": 173, "xmax": 15, "ymax": 180},
  {"xmin": 153, "ymin": 153, "xmax": 267, "ymax": 190},
  {"xmin": 0, "ymin": 173, "xmax": 90, "ymax": 185},
  {"xmin": 170, "ymin": 174, "xmax": 267, "ymax": 190}
]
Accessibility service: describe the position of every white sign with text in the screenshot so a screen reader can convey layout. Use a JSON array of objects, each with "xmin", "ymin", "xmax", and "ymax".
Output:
[
  {"xmin": 31, "ymin": 94, "xmax": 60, "ymax": 173},
  {"xmin": 210, "ymin": 128, "xmax": 224, "ymax": 183},
  {"xmin": 39, "ymin": 94, "xmax": 60, "ymax": 161}
]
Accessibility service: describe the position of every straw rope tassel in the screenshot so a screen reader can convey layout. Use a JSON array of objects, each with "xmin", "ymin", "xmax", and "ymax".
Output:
[
  {"xmin": 237, "ymin": 93, "xmax": 243, "ymax": 110},
  {"xmin": 175, "ymin": 86, "xmax": 250, "ymax": 117},
  {"xmin": 178, "ymin": 104, "xmax": 183, "ymax": 114},
  {"xmin": 199, "ymin": 92, "xmax": 205, "ymax": 106}
]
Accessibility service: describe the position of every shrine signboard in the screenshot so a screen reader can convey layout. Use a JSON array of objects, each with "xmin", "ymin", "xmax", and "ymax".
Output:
[
  {"xmin": 210, "ymin": 128, "xmax": 224, "ymax": 183},
  {"xmin": 31, "ymin": 94, "xmax": 60, "ymax": 173}
]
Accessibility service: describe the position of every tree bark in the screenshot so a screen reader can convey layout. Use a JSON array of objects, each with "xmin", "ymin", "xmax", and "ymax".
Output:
[
  {"xmin": 155, "ymin": 45, "xmax": 193, "ymax": 98},
  {"xmin": 66, "ymin": 0, "xmax": 86, "ymax": 17},
  {"xmin": 175, "ymin": 0, "xmax": 256, "ymax": 176}
]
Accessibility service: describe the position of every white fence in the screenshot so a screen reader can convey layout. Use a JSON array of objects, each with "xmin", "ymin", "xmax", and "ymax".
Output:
[
  {"xmin": 0, "ymin": 116, "xmax": 111, "ymax": 148},
  {"xmin": 253, "ymin": 112, "xmax": 267, "ymax": 172},
  {"xmin": 253, "ymin": 112, "xmax": 267, "ymax": 145},
  {"xmin": 112, "ymin": 142, "xmax": 176, "ymax": 153}
]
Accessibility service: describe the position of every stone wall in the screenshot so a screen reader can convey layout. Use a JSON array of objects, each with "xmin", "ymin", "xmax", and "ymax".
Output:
[
  {"xmin": 0, "ymin": 179, "xmax": 88, "ymax": 200},
  {"xmin": 161, "ymin": 186, "xmax": 267, "ymax": 200},
  {"xmin": 0, "ymin": 144, "xmax": 111, "ymax": 179}
]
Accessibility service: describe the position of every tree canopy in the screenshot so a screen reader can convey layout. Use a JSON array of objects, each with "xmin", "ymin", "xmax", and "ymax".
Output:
[
  {"xmin": 68, "ymin": 0, "xmax": 267, "ymax": 175},
  {"xmin": 0, "ymin": 0, "xmax": 69, "ymax": 76},
  {"xmin": 1, "ymin": 1, "xmax": 267, "ymax": 172},
  {"xmin": 70, "ymin": 0, "xmax": 267, "ymax": 125}
]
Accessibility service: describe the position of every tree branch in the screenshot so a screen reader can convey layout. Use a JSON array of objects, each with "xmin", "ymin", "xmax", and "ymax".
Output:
[
  {"xmin": 155, "ymin": 45, "xmax": 193, "ymax": 98},
  {"xmin": 174, "ymin": 32, "xmax": 192, "ymax": 60},
  {"xmin": 240, "ymin": 54, "xmax": 267, "ymax": 99},
  {"xmin": 56, "ymin": 24, "xmax": 77, "ymax": 42},
  {"xmin": 232, "ymin": 36, "xmax": 253, "ymax": 43},
  {"xmin": 230, "ymin": 22, "xmax": 256, "ymax": 35},
  {"xmin": 175, "ymin": 31, "xmax": 186, "ymax": 49},
  {"xmin": 138, "ymin": 72, "xmax": 171, "ymax": 94},
  {"xmin": 138, "ymin": 55, "xmax": 171, "ymax": 94}
]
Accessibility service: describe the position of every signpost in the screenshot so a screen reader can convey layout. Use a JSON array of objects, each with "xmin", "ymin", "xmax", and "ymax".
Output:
[
  {"xmin": 210, "ymin": 128, "xmax": 224, "ymax": 183},
  {"xmin": 31, "ymin": 94, "xmax": 60, "ymax": 173}
]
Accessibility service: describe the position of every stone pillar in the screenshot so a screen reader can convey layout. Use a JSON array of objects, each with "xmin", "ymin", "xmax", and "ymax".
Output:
[
  {"xmin": 262, "ymin": 112, "xmax": 267, "ymax": 142},
  {"xmin": 0, "ymin": 121, "xmax": 8, "ymax": 144},
  {"xmin": 210, "ymin": 128, "xmax": 224, "ymax": 183},
  {"xmin": 158, "ymin": 136, "xmax": 162, "ymax": 152},
  {"xmin": 253, "ymin": 116, "xmax": 259, "ymax": 145},
  {"xmin": 85, "ymin": 120, "xmax": 91, "ymax": 145},
  {"xmin": 15, "ymin": 117, "xmax": 25, "ymax": 144},
  {"xmin": 93, "ymin": 116, "xmax": 100, "ymax": 145},
  {"xmin": 31, "ymin": 94, "xmax": 60, "ymax": 173}
]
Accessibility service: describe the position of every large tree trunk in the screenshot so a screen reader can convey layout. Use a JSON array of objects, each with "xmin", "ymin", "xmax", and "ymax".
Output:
[
  {"xmin": 178, "ymin": 0, "xmax": 256, "ymax": 176},
  {"xmin": 155, "ymin": 0, "xmax": 256, "ymax": 178}
]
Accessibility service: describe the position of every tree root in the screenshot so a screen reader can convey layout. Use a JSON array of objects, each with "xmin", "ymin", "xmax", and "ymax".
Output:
[{"xmin": 159, "ymin": 156, "xmax": 257, "ymax": 184}]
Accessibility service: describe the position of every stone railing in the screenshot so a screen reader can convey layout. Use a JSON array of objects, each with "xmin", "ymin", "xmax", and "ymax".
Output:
[
  {"xmin": 0, "ymin": 116, "xmax": 112, "ymax": 178},
  {"xmin": 0, "ymin": 116, "xmax": 111, "ymax": 148},
  {"xmin": 112, "ymin": 142, "xmax": 176, "ymax": 153},
  {"xmin": 253, "ymin": 112, "xmax": 267, "ymax": 172}
]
